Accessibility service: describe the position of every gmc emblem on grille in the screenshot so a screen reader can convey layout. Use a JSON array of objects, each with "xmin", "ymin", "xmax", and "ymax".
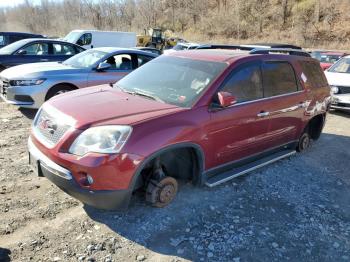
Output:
[{"xmin": 39, "ymin": 117, "xmax": 57, "ymax": 134}]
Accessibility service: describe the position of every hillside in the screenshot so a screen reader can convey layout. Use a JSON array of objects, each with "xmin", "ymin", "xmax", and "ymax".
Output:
[{"xmin": 0, "ymin": 0, "xmax": 349, "ymax": 49}]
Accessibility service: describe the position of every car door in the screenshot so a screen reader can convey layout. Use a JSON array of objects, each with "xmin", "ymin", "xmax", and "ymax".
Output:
[
  {"xmin": 12, "ymin": 42, "xmax": 51, "ymax": 66},
  {"xmin": 87, "ymin": 53, "xmax": 135, "ymax": 86},
  {"xmin": 208, "ymin": 61, "xmax": 272, "ymax": 167},
  {"xmin": 260, "ymin": 60, "xmax": 307, "ymax": 148},
  {"xmin": 51, "ymin": 42, "xmax": 80, "ymax": 62}
]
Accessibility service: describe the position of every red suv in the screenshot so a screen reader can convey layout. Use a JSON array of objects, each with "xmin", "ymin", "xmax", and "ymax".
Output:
[{"xmin": 28, "ymin": 49, "xmax": 331, "ymax": 210}]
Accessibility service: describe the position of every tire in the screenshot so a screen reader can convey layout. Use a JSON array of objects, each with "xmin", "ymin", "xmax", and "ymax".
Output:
[
  {"xmin": 46, "ymin": 84, "xmax": 75, "ymax": 101},
  {"xmin": 297, "ymin": 132, "xmax": 311, "ymax": 152},
  {"xmin": 145, "ymin": 176, "xmax": 178, "ymax": 208}
]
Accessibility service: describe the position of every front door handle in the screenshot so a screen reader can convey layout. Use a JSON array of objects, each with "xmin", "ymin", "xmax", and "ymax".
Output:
[
  {"xmin": 257, "ymin": 111, "xmax": 270, "ymax": 117},
  {"xmin": 298, "ymin": 101, "xmax": 308, "ymax": 108}
]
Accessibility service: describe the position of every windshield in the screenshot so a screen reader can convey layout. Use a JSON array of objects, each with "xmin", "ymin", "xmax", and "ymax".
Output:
[
  {"xmin": 173, "ymin": 44, "xmax": 187, "ymax": 51},
  {"xmin": 63, "ymin": 49, "xmax": 106, "ymax": 68},
  {"xmin": 319, "ymin": 54, "xmax": 341, "ymax": 64},
  {"xmin": 116, "ymin": 56, "xmax": 227, "ymax": 107},
  {"xmin": 63, "ymin": 31, "xmax": 81, "ymax": 43},
  {"xmin": 0, "ymin": 39, "xmax": 28, "ymax": 55},
  {"xmin": 328, "ymin": 57, "xmax": 350, "ymax": 73}
]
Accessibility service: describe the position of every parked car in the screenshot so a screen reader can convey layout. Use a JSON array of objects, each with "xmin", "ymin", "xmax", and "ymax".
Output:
[
  {"xmin": 0, "ymin": 48, "xmax": 157, "ymax": 108},
  {"xmin": 163, "ymin": 42, "xmax": 199, "ymax": 54},
  {"xmin": 28, "ymin": 49, "xmax": 330, "ymax": 210},
  {"xmin": 325, "ymin": 56, "xmax": 350, "ymax": 112},
  {"xmin": 317, "ymin": 51, "xmax": 347, "ymax": 70},
  {"xmin": 0, "ymin": 32, "xmax": 45, "ymax": 49},
  {"xmin": 0, "ymin": 38, "xmax": 85, "ymax": 72},
  {"xmin": 63, "ymin": 30, "xmax": 136, "ymax": 49}
]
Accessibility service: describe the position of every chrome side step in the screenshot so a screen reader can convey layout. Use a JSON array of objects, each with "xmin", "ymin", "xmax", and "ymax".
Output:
[{"xmin": 205, "ymin": 150, "xmax": 296, "ymax": 187}]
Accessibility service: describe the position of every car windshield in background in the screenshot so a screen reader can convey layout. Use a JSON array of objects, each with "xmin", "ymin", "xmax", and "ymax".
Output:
[
  {"xmin": 320, "ymin": 55, "xmax": 341, "ymax": 63},
  {"xmin": 173, "ymin": 44, "xmax": 187, "ymax": 51},
  {"xmin": 63, "ymin": 31, "xmax": 80, "ymax": 43},
  {"xmin": 0, "ymin": 39, "xmax": 28, "ymax": 55},
  {"xmin": 116, "ymin": 56, "xmax": 227, "ymax": 107},
  {"xmin": 63, "ymin": 49, "xmax": 106, "ymax": 68},
  {"xmin": 328, "ymin": 57, "xmax": 350, "ymax": 73}
]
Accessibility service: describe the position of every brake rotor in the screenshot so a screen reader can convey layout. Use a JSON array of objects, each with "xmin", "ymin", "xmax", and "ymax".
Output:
[{"xmin": 146, "ymin": 176, "xmax": 178, "ymax": 208}]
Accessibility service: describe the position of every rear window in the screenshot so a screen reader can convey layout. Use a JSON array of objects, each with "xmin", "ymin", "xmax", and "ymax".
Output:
[
  {"xmin": 262, "ymin": 61, "xmax": 298, "ymax": 97},
  {"xmin": 300, "ymin": 61, "xmax": 328, "ymax": 88}
]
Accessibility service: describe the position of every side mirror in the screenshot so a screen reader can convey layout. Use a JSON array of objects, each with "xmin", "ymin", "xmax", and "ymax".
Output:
[
  {"xmin": 96, "ymin": 62, "xmax": 111, "ymax": 71},
  {"xmin": 217, "ymin": 91, "xmax": 237, "ymax": 107},
  {"xmin": 17, "ymin": 49, "xmax": 27, "ymax": 55}
]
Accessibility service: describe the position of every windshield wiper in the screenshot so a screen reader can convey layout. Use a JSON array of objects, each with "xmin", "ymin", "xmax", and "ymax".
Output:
[
  {"xmin": 115, "ymin": 85, "xmax": 164, "ymax": 103},
  {"xmin": 133, "ymin": 90, "xmax": 164, "ymax": 103}
]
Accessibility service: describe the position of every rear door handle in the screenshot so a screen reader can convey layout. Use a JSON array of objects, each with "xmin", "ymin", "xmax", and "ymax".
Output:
[{"xmin": 257, "ymin": 111, "xmax": 270, "ymax": 117}]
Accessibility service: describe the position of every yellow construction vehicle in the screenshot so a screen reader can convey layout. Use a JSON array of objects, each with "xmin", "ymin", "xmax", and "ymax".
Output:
[{"xmin": 137, "ymin": 28, "xmax": 179, "ymax": 50}]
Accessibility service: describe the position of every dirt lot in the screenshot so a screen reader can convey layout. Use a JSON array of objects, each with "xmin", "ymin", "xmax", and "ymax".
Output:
[{"xmin": 0, "ymin": 100, "xmax": 349, "ymax": 262}]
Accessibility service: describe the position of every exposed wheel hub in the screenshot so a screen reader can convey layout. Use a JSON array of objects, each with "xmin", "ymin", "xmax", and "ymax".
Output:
[{"xmin": 146, "ymin": 176, "xmax": 178, "ymax": 208}]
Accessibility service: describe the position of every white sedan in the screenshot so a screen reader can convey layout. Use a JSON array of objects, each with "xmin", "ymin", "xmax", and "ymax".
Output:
[{"xmin": 325, "ymin": 56, "xmax": 350, "ymax": 112}]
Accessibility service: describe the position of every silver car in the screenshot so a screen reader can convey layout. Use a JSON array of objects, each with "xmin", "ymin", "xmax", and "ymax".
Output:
[{"xmin": 0, "ymin": 47, "xmax": 157, "ymax": 108}]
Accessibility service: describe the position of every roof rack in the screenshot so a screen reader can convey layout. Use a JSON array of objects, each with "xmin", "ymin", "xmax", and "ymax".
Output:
[
  {"xmin": 249, "ymin": 48, "xmax": 311, "ymax": 57},
  {"xmin": 196, "ymin": 44, "xmax": 253, "ymax": 51}
]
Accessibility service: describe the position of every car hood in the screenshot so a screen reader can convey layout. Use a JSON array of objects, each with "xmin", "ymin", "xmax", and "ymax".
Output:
[
  {"xmin": 0, "ymin": 62, "xmax": 87, "ymax": 79},
  {"xmin": 44, "ymin": 85, "xmax": 185, "ymax": 129},
  {"xmin": 325, "ymin": 71, "xmax": 350, "ymax": 86}
]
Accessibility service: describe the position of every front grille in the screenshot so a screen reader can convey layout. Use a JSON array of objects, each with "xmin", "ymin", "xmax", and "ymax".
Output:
[
  {"xmin": 34, "ymin": 109, "xmax": 71, "ymax": 146},
  {"xmin": 0, "ymin": 77, "xmax": 9, "ymax": 98},
  {"xmin": 337, "ymin": 102, "xmax": 350, "ymax": 108},
  {"xmin": 337, "ymin": 86, "xmax": 350, "ymax": 94}
]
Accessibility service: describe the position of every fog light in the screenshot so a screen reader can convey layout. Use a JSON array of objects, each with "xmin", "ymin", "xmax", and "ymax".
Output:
[{"xmin": 77, "ymin": 172, "xmax": 94, "ymax": 186}]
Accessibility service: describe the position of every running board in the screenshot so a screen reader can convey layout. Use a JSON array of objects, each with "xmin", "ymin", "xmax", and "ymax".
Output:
[{"xmin": 205, "ymin": 149, "xmax": 296, "ymax": 187}]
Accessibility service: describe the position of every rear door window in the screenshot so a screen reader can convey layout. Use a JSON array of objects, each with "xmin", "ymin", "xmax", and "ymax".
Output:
[
  {"xmin": 262, "ymin": 61, "xmax": 298, "ymax": 97},
  {"xmin": 53, "ymin": 43, "xmax": 76, "ymax": 55},
  {"xmin": 220, "ymin": 62, "xmax": 263, "ymax": 103},
  {"xmin": 300, "ymin": 60, "xmax": 330, "ymax": 88},
  {"xmin": 137, "ymin": 54, "xmax": 153, "ymax": 67}
]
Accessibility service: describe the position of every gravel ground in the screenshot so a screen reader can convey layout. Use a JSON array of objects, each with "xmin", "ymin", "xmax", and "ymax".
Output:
[{"xmin": 0, "ymin": 100, "xmax": 349, "ymax": 262}]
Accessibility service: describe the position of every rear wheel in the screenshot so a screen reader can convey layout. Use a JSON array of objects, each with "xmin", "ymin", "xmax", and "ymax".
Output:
[
  {"xmin": 146, "ymin": 176, "xmax": 178, "ymax": 208},
  {"xmin": 46, "ymin": 84, "xmax": 76, "ymax": 100}
]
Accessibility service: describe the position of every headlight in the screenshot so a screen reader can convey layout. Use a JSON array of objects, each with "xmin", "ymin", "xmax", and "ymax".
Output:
[
  {"xmin": 330, "ymin": 85, "xmax": 339, "ymax": 94},
  {"xmin": 10, "ymin": 78, "xmax": 46, "ymax": 86},
  {"xmin": 69, "ymin": 125, "xmax": 132, "ymax": 156}
]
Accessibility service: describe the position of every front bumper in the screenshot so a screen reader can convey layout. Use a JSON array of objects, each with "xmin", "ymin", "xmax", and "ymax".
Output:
[
  {"xmin": 28, "ymin": 137, "xmax": 132, "ymax": 210},
  {"xmin": 331, "ymin": 94, "xmax": 350, "ymax": 112},
  {"xmin": 0, "ymin": 82, "xmax": 51, "ymax": 109}
]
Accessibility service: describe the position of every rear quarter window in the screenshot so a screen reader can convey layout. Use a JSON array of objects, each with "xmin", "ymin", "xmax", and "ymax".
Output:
[
  {"xmin": 262, "ymin": 61, "xmax": 299, "ymax": 97},
  {"xmin": 299, "ymin": 61, "xmax": 328, "ymax": 88}
]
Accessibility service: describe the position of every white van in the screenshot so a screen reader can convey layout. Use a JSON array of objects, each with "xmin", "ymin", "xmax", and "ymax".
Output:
[{"xmin": 63, "ymin": 30, "xmax": 137, "ymax": 49}]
